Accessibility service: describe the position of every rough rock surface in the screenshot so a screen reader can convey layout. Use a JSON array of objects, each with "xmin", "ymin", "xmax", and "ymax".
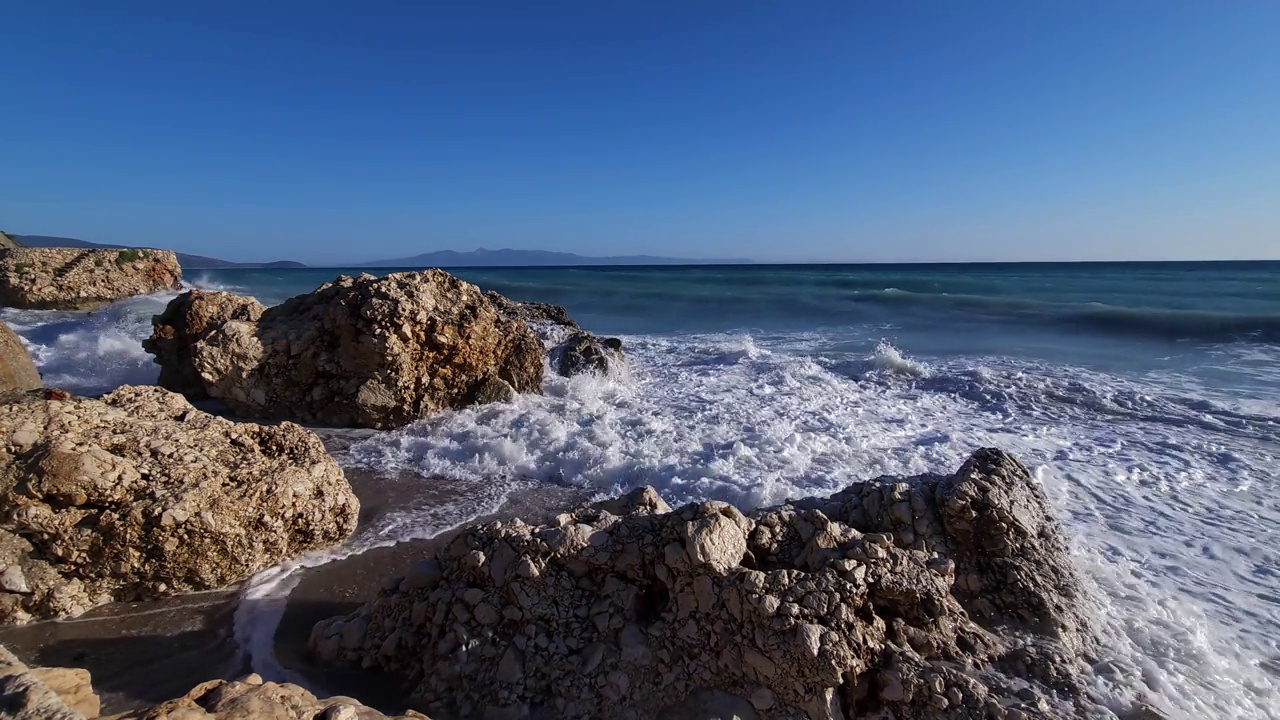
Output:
[
  {"xmin": 0, "ymin": 322, "xmax": 41, "ymax": 394},
  {"xmin": 145, "ymin": 271, "xmax": 545, "ymax": 429},
  {"xmin": 0, "ymin": 646, "xmax": 432, "ymax": 720},
  {"xmin": 310, "ymin": 449, "xmax": 1105, "ymax": 720},
  {"xmin": 0, "ymin": 386, "xmax": 358, "ymax": 624},
  {"xmin": 0, "ymin": 248, "xmax": 182, "ymax": 310},
  {"xmin": 0, "ymin": 645, "xmax": 88, "ymax": 719},
  {"xmin": 0, "ymin": 232, "xmax": 21, "ymax": 250},
  {"xmin": 485, "ymin": 292, "xmax": 627, "ymax": 378},
  {"xmin": 550, "ymin": 332, "xmax": 625, "ymax": 377}
]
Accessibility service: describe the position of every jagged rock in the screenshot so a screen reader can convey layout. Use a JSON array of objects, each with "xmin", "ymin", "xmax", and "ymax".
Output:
[
  {"xmin": 143, "ymin": 289, "xmax": 265, "ymax": 399},
  {"xmin": 484, "ymin": 291, "xmax": 577, "ymax": 330},
  {"xmin": 0, "ymin": 645, "xmax": 90, "ymax": 719},
  {"xmin": 144, "ymin": 271, "xmax": 545, "ymax": 429},
  {"xmin": 117, "ymin": 674, "xmax": 433, "ymax": 719},
  {"xmin": 0, "ymin": 248, "xmax": 182, "ymax": 310},
  {"xmin": 0, "ymin": 385, "xmax": 358, "ymax": 623},
  {"xmin": 0, "ymin": 322, "xmax": 40, "ymax": 394},
  {"xmin": 483, "ymin": 292, "xmax": 627, "ymax": 377},
  {"xmin": 309, "ymin": 449, "xmax": 1103, "ymax": 719},
  {"xmin": 0, "ymin": 647, "xmax": 433, "ymax": 720},
  {"xmin": 551, "ymin": 331, "xmax": 625, "ymax": 377}
]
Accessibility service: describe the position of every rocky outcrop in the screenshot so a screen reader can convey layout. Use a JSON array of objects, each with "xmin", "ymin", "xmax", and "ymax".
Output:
[
  {"xmin": 0, "ymin": 248, "xmax": 182, "ymax": 310},
  {"xmin": 309, "ymin": 449, "xmax": 1101, "ymax": 720},
  {"xmin": 0, "ymin": 386, "xmax": 358, "ymax": 624},
  {"xmin": 485, "ymin": 292, "xmax": 627, "ymax": 378},
  {"xmin": 0, "ymin": 322, "xmax": 40, "ymax": 394},
  {"xmin": 0, "ymin": 232, "xmax": 21, "ymax": 250},
  {"xmin": 0, "ymin": 646, "xmax": 431, "ymax": 720},
  {"xmin": 144, "ymin": 271, "xmax": 545, "ymax": 429}
]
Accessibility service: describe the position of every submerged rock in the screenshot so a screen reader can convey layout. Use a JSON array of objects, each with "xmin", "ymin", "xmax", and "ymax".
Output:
[
  {"xmin": 551, "ymin": 331, "xmax": 625, "ymax": 377},
  {"xmin": 0, "ymin": 248, "xmax": 182, "ymax": 310},
  {"xmin": 0, "ymin": 322, "xmax": 40, "ymax": 394},
  {"xmin": 0, "ymin": 385, "xmax": 358, "ymax": 624},
  {"xmin": 309, "ymin": 449, "xmax": 1101, "ymax": 719},
  {"xmin": 145, "ymin": 270, "xmax": 545, "ymax": 429}
]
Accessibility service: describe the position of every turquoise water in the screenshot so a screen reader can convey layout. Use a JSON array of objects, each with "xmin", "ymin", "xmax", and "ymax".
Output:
[{"xmin": 4, "ymin": 261, "xmax": 1279, "ymax": 718}]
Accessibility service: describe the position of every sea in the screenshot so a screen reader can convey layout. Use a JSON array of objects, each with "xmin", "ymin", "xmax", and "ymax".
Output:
[{"xmin": 3, "ymin": 261, "xmax": 1278, "ymax": 719}]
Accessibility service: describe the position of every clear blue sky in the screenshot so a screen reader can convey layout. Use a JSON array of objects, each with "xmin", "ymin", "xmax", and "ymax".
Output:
[{"xmin": 1, "ymin": 1, "xmax": 1277, "ymax": 264}]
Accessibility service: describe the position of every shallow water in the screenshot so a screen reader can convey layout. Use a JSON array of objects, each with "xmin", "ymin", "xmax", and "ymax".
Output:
[{"xmin": 4, "ymin": 261, "xmax": 1278, "ymax": 719}]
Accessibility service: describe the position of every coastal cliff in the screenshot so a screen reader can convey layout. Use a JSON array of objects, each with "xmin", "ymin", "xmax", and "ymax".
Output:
[{"xmin": 0, "ymin": 248, "xmax": 182, "ymax": 310}]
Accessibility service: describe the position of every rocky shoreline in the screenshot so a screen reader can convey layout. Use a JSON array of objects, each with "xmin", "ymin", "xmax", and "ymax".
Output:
[{"xmin": 0, "ymin": 261, "xmax": 1154, "ymax": 719}]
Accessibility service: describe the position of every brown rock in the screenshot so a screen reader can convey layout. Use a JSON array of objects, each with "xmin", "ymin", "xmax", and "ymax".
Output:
[
  {"xmin": 0, "ymin": 385, "xmax": 358, "ymax": 623},
  {"xmin": 308, "ymin": 449, "xmax": 1097, "ymax": 720},
  {"xmin": 145, "ymin": 270, "xmax": 546, "ymax": 429},
  {"xmin": 0, "ymin": 248, "xmax": 182, "ymax": 310},
  {"xmin": 0, "ymin": 322, "xmax": 40, "ymax": 394}
]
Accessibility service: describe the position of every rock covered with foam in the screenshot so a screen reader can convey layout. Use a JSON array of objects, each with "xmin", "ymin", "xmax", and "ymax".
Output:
[
  {"xmin": 144, "ymin": 270, "xmax": 546, "ymax": 429},
  {"xmin": 0, "ymin": 248, "xmax": 182, "ymax": 310},
  {"xmin": 0, "ymin": 385, "xmax": 358, "ymax": 624},
  {"xmin": 309, "ymin": 449, "xmax": 1102, "ymax": 719},
  {"xmin": 484, "ymin": 291, "xmax": 627, "ymax": 378}
]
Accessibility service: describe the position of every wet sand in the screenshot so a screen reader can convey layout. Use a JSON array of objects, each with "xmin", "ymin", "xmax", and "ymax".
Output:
[{"xmin": 0, "ymin": 428, "xmax": 591, "ymax": 715}]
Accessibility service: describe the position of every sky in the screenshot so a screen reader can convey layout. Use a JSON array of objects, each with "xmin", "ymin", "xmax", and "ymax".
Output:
[{"xmin": 1, "ymin": 1, "xmax": 1277, "ymax": 265}]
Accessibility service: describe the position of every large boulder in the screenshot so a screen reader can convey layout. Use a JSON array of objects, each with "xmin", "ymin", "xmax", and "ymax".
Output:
[
  {"xmin": 144, "ymin": 271, "xmax": 545, "ymax": 429},
  {"xmin": 0, "ymin": 248, "xmax": 182, "ymax": 310},
  {"xmin": 0, "ymin": 322, "xmax": 40, "ymax": 394},
  {"xmin": 308, "ymin": 450, "xmax": 1102, "ymax": 720},
  {"xmin": 0, "ymin": 386, "xmax": 359, "ymax": 624}
]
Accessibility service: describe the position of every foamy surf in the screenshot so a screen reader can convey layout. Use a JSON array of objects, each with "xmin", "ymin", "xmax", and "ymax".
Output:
[{"xmin": 2, "ymin": 269, "xmax": 1277, "ymax": 718}]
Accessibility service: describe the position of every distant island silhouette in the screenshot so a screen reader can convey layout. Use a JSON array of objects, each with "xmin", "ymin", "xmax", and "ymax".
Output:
[{"xmin": 11, "ymin": 236, "xmax": 752, "ymax": 269}]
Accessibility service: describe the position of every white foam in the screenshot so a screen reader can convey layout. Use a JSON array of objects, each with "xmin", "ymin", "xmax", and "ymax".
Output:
[
  {"xmin": 347, "ymin": 333, "xmax": 1280, "ymax": 718},
  {"xmin": 0, "ymin": 291, "xmax": 181, "ymax": 396}
]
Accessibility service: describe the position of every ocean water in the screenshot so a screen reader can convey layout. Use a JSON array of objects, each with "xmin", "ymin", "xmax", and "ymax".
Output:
[{"xmin": 4, "ymin": 262, "xmax": 1279, "ymax": 719}]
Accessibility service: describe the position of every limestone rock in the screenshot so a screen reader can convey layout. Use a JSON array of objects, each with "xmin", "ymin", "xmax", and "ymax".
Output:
[
  {"xmin": 0, "ymin": 232, "xmax": 22, "ymax": 250},
  {"xmin": 0, "ymin": 385, "xmax": 358, "ymax": 623},
  {"xmin": 0, "ymin": 648, "xmax": 433, "ymax": 720},
  {"xmin": 0, "ymin": 322, "xmax": 40, "ymax": 394},
  {"xmin": 309, "ymin": 449, "xmax": 1100, "ymax": 719},
  {"xmin": 0, "ymin": 645, "xmax": 90, "ymax": 720},
  {"xmin": 116, "ymin": 675, "xmax": 433, "ymax": 719},
  {"xmin": 0, "ymin": 248, "xmax": 182, "ymax": 310},
  {"xmin": 145, "ymin": 270, "xmax": 545, "ymax": 429}
]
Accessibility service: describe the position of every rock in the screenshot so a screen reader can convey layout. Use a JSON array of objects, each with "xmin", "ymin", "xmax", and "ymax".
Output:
[
  {"xmin": 550, "ymin": 331, "xmax": 625, "ymax": 377},
  {"xmin": 483, "ymin": 291, "xmax": 576, "ymax": 329},
  {"xmin": 0, "ymin": 232, "xmax": 21, "ymax": 250},
  {"xmin": 0, "ymin": 248, "xmax": 182, "ymax": 310},
  {"xmin": 0, "ymin": 647, "xmax": 434, "ymax": 720},
  {"xmin": 0, "ymin": 645, "xmax": 91, "ymax": 719},
  {"xmin": 144, "ymin": 270, "xmax": 545, "ymax": 429},
  {"xmin": 0, "ymin": 322, "xmax": 41, "ymax": 395},
  {"xmin": 0, "ymin": 385, "xmax": 358, "ymax": 623},
  {"xmin": 308, "ymin": 449, "xmax": 1095, "ymax": 719}
]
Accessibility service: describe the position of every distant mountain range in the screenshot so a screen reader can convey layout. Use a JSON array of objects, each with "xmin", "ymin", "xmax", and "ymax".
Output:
[
  {"xmin": 9, "ymin": 236, "xmax": 750, "ymax": 268},
  {"xmin": 360, "ymin": 247, "xmax": 751, "ymax": 267},
  {"xmin": 13, "ymin": 236, "xmax": 307, "ymax": 270}
]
